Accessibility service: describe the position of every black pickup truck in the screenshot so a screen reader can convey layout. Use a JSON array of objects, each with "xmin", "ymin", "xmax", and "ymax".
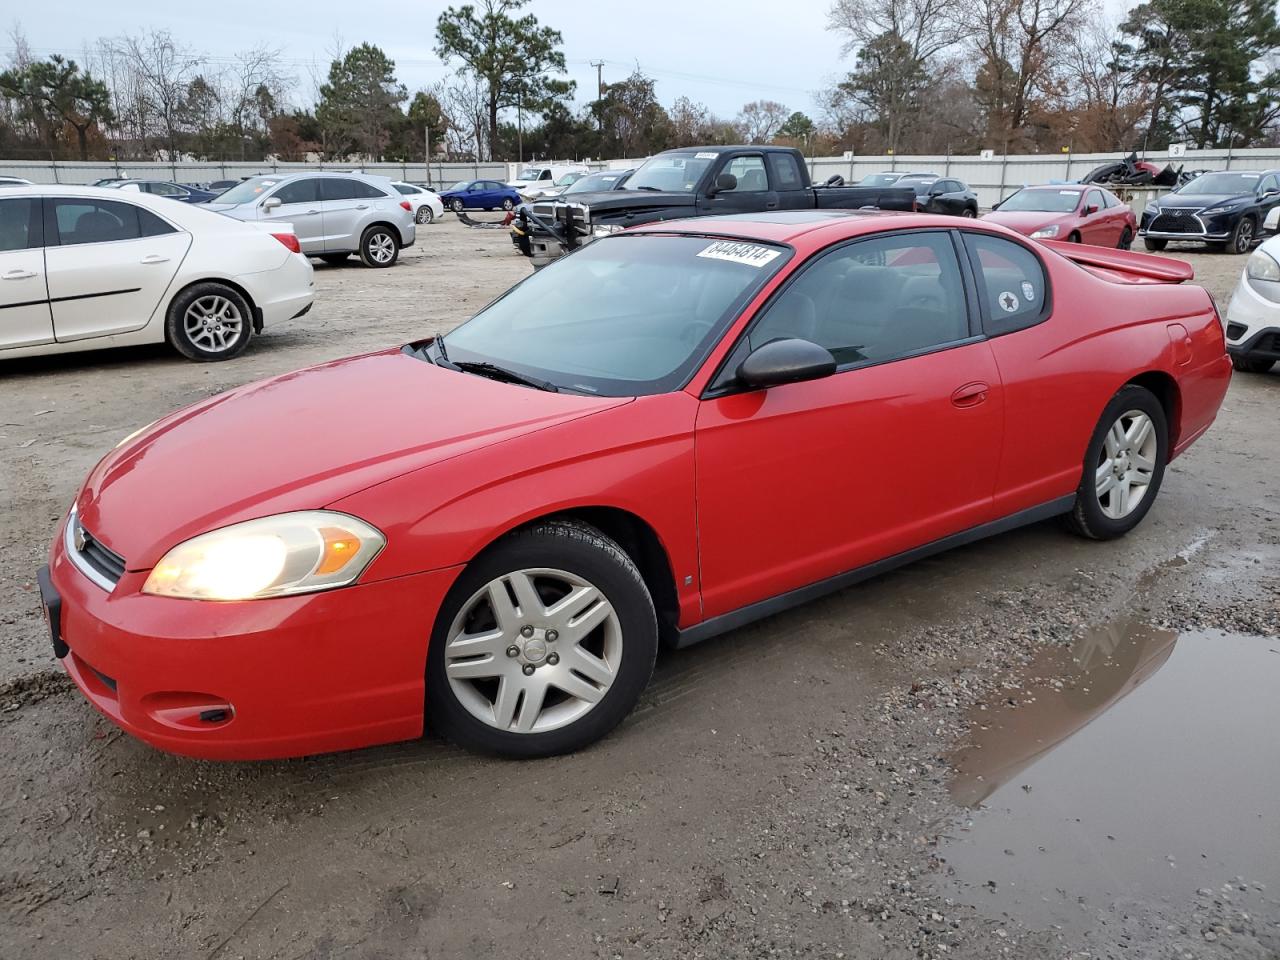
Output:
[{"xmin": 510, "ymin": 145, "xmax": 917, "ymax": 265}]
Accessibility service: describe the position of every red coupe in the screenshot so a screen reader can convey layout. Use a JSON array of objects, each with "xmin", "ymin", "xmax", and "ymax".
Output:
[
  {"xmin": 983, "ymin": 184, "xmax": 1139, "ymax": 248},
  {"xmin": 38, "ymin": 211, "xmax": 1230, "ymax": 760}
]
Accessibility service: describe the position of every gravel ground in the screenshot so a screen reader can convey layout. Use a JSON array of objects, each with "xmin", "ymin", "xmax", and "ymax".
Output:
[{"xmin": 1, "ymin": 220, "xmax": 1277, "ymax": 959}]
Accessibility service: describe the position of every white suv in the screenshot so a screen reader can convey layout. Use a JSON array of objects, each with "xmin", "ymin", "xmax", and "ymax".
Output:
[
  {"xmin": 207, "ymin": 172, "xmax": 416, "ymax": 268},
  {"xmin": 1225, "ymin": 233, "xmax": 1280, "ymax": 373}
]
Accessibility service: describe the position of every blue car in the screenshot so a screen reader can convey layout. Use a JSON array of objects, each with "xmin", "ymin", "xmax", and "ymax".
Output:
[
  {"xmin": 110, "ymin": 180, "xmax": 220, "ymax": 203},
  {"xmin": 439, "ymin": 179, "xmax": 522, "ymax": 212}
]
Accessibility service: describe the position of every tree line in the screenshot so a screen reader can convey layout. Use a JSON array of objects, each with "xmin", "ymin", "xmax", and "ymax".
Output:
[{"xmin": 2, "ymin": 0, "xmax": 1278, "ymax": 167}]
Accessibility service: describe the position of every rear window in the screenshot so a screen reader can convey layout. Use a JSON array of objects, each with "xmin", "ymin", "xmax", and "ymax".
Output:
[{"xmin": 962, "ymin": 233, "xmax": 1049, "ymax": 336}]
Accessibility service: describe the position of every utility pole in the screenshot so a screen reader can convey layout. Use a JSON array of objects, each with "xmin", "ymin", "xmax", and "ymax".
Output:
[{"xmin": 591, "ymin": 60, "xmax": 605, "ymax": 100}]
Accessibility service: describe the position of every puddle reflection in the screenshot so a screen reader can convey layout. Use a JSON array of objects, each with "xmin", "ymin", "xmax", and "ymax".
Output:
[{"xmin": 943, "ymin": 622, "xmax": 1280, "ymax": 932}]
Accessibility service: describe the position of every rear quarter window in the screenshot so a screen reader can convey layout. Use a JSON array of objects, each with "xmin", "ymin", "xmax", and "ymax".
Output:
[{"xmin": 961, "ymin": 233, "xmax": 1050, "ymax": 336}]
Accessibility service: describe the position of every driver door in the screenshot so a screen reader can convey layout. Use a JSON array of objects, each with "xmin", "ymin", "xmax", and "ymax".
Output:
[
  {"xmin": 262, "ymin": 178, "xmax": 324, "ymax": 253},
  {"xmin": 693, "ymin": 230, "xmax": 1004, "ymax": 619}
]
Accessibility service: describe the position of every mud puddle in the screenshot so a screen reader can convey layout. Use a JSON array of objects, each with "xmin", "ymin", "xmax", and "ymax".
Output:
[{"xmin": 940, "ymin": 620, "xmax": 1280, "ymax": 934}]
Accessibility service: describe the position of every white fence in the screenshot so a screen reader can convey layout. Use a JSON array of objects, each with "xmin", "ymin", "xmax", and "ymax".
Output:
[{"xmin": 5, "ymin": 146, "xmax": 1279, "ymax": 210}]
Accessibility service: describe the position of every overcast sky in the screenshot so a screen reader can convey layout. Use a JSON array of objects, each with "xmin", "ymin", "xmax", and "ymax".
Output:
[{"xmin": 8, "ymin": 0, "xmax": 1140, "ymax": 119}]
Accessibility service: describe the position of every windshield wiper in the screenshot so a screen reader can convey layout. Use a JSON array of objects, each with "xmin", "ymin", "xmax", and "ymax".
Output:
[
  {"xmin": 632, "ymin": 185, "xmax": 662, "ymax": 192},
  {"xmin": 453, "ymin": 360, "xmax": 560, "ymax": 392}
]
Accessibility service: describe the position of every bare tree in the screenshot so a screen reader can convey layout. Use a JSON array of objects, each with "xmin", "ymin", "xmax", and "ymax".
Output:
[
  {"xmin": 1059, "ymin": 19, "xmax": 1148, "ymax": 149},
  {"xmin": 112, "ymin": 30, "xmax": 203, "ymax": 159},
  {"xmin": 440, "ymin": 72, "xmax": 488, "ymax": 159},
  {"xmin": 736, "ymin": 100, "xmax": 790, "ymax": 143},
  {"xmin": 222, "ymin": 46, "xmax": 293, "ymax": 159},
  {"xmin": 829, "ymin": 0, "xmax": 959, "ymax": 64}
]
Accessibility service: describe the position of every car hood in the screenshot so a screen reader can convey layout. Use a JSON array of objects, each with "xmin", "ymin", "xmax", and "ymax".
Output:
[
  {"xmin": 76, "ymin": 349, "xmax": 628, "ymax": 569},
  {"xmin": 981, "ymin": 210, "xmax": 1072, "ymax": 233},
  {"xmin": 1157, "ymin": 193, "xmax": 1246, "ymax": 210},
  {"xmin": 562, "ymin": 190, "xmax": 697, "ymax": 219}
]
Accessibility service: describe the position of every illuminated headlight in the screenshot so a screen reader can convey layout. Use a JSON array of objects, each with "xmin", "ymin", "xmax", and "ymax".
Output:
[
  {"xmin": 142, "ymin": 511, "xmax": 385, "ymax": 601},
  {"xmin": 1246, "ymin": 249, "xmax": 1280, "ymax": 282},
  {"xmin": 1030, "ymin": 224, "xmax": 1060, "ymax": 239},
  {"xmin": 592, "ymin": 224, "xmax": 624, "ymax": 238},
  {"xmin": 115, "ymin": 419, "xmax": 158, "ymax": 448}
]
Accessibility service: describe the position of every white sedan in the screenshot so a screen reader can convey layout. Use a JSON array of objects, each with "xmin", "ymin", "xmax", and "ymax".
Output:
[
  {"xmin": 392, "ymin": 182, "xmax": 445, "ymax": 225},
  {"xmin": 1225, "ymin": 232, "xmax": 1280, "ymax": 373},
  {"xmin": 0, "ymin": 185, "xmax": 313, "ymax": 362}
]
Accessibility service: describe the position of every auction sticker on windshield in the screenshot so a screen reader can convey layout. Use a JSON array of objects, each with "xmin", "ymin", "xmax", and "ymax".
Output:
[
  {"xmin": 695, "ymin": 152, "xmax": 719, "ymax": 160},
  {"xmin": 696, "ymin": 241, "xmax": 781, "ymax": 268}
]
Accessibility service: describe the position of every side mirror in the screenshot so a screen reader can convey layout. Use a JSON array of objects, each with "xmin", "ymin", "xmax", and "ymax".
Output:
[
  {"xmin": 709, "ymin": 173, "xmax": 738, "ymax": 196},
  {"xmin": 1083, "ymin": 204, "xmax": 1099, "ymax": 215},
  {"xmin": 737, "ymin": 339, "xmax": 837, "ymax": 390},
  {"xmin": 929, "ymin": 185, "xmax": 944, "ymax": 196},
  {"xmin": 262, "ymin": 196, "xmax": 281, "ymax": 211}
]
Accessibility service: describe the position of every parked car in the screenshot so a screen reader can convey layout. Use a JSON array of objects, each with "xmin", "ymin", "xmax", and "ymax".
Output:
[
  {"xmin": 1139, "ymin": 169, "xmax": 1280, "ymax": 254},
  {"xmin": 0, "ymin": 185, "xmax": 313, "ymax": 362},
  {"xmin": 205, "ymin": 172, "xmax": 416, "ymax": 268},
  {"xmin": 0, "ymin": 176, "xmax": 32, "ymax": 187},
  {"xmin": 521, "ymin": 171, "xmax": 590, "ymax": 201},
  {"xmin": 1224, "ymin": 233, "xmax": 1280, "ymax": 372},
  {"xmin": 507, "ymin": 161, "xmax": 590, "ymax": 194},
  {"xmin": 893, "ymin": 174, "xmax": 979, "ymax": 217},
  {"xmin": 392, "ymin": 182, "xmax": 445, "ymax": 224},
  {"xmin": 91, "ymin": 177, "xmax": 129, "ymax": 187},
  {"xmin": 984, "ymin": 185, "xmax": 1137, "ymax": 248},
  {"xmin": 38, "ymin": 211, "xmax": 1229, "ymax": 761},
  {"xmin": 561, "ymin": 169, "xmax": 635, "ymax": 195},
  {"xmin": 857, "ymin": 171, "xmax": 933, "ymax": 187},
  {"xmin": 513, "ymin": 146, "xmax": 917, "ymax": 265},
  {"xmin": 439, "ymin": 179, "xmax": 523, "ymax": 213},
  {"xmin": 206, "ymin": 179, "xmax": 243, "ymax": 194},
  {"xmin": 110, "ymin": 180, "xmax": 219, "ymax": 203}
]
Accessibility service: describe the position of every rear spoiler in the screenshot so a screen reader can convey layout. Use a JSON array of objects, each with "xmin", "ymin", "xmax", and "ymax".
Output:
[{"xmin": 1040, "ymin": 240, "xmax": 1193, "ymax": 283}]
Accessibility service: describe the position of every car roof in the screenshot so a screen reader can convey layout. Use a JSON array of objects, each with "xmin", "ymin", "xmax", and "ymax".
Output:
[{"xmin": 627, "ymin": 210, "xmax": 998, "ymax": 246}]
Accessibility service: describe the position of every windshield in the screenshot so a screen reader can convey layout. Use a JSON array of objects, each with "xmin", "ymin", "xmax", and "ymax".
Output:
[
  {"xmin": 858, "ymin": 174, "xmax": 902, "ymax": 187},
  {"xmin": 516, "ymin": 167, "xmax": 546, "ymax": 181},
  {"xmin": 997, "ymin": 188, "xmax": 1081, "ymax": 213},
  {"xmin": 441, "ymin": 235, "xmax": 789, "ymax": 396},
  {"xmin": 213, "ymin": 176, "xmax": 280, "ymax": 205},
  {"xmin": 554, "ymin": 172, "xmax": 583, "ymax": 187},
  {"xmin": 1178, "ymin": 172, "xmax": 1263, "ymax": 196},
  {"xmin": 565, "ymin": 172, "xmax": 625, "ymax": 195},
  {"xmin": 625, "ymin": 154, "xmax": 714, "ymax": 193}
]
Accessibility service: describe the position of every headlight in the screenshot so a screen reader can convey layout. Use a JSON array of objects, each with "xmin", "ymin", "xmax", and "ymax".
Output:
[
  {"xmin": 1201, "ymin": 201, "xmax": 1244, "ymax": 215},
  {"xmin": 1030, "ymin": 224, "xmax": 1060, "ymax": 238},
  {"xmin": 1246, "ymin": 249, "xmax": 1280, "ymax": 282},
  {"xmin": 142, "ymin": 511, "xmax": 385, "ymax": 601},
  {"xmin": 593, "ymin": 224, "xmax": 625, "ymax": 238}
]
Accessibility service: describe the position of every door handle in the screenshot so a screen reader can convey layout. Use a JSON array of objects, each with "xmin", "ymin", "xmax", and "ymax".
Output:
[
  {"xmin": 356, "ymin": 204, "xmax": 370, "ymax": 210},
  {"xmin": 305, "ymin": 209, "xmax": 320, "ymax": 215},
  {"xmin": 140, "ymin": 254, "xmax": 170, "ymax": 264},
  {"xmin": 951, "ymin": 381, "xmax": 990, "ymax": 407},
  {"xmin": 765, "ymin": 202, "xmax": 778, "ymax": 209},
  {"xmin": 2, "ymin": 269, "xmax": 37, "ymax": 280}
]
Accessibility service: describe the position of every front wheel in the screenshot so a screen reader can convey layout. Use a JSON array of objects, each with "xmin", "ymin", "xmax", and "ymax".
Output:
[
  {"xmin": 1226, "ymin": 216, "xmax": 1256, "ymax": 255},
  {"xmin": 359, "ymin": 225, "xmax": 399, "ymax": 268},
  {"xmin": 1067, "ymin": 231, "xmax": 1082, "ymax": 243},
  {"xmin": 1117, "ymin": 227, "xmax": 1133, "ymax": 250},
  {"xmin": 1143, "ymin": 237, "xmax": 1167, "ymax": 252},
  {"xmin": 451, "ymin": 199, "xmax": 464, "ymax": 213},
  {"xmin": 166, "ymin": 282, "xmax": 253, "ymax": 362},
  {"xmin": 1065, "ymin": 385, "xmax": 1168, "ymax": 540},
  {"xmin": 1232, "ymin": 355, "xmax": 1275, "ymax": 373},
  {"xmin": 426, "ymin": 520, "xmax": 658, "ymax": 758}
]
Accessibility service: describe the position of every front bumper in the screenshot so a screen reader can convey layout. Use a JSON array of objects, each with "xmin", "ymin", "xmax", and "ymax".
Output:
[
  {"xmin": 1225, "ymin": 270, "xmax": 1280, "ymax": 360},
  {"xmin": 46, "ymin": 516, "xmax": 462, "ymax": 760},
  {"xmin": 1139, "ymin": 208, "xmax": 1236, "ymax": 241}
]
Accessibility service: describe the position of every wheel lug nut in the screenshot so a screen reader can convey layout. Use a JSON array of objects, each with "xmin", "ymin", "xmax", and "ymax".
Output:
[
  {"xmin": 522, "ymin": 664, "xmax": 536, "ymax": 676},
  {"xmin": 520, "ymin": 625, "xmax": 534, "ymax": 638},
  {"xmin": 547, "ymin": 653, "xmax": 559, "ymax": 665},
  {"xmin": 506, "ymin": 645, "xmax": 520, "ymax": 658},
  {"xmin": 546, "ymin": 630, "xmax": 558, "ymax": 642}
]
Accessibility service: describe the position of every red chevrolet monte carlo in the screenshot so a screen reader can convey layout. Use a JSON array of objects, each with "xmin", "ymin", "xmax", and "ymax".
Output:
[
  {"xmin": 983, "ymin": 184, "xmax": 1139, "ymax": 249},
  {"xmin": 38, "ymin": 211, "xmax": 1230, "ymax": 761}
]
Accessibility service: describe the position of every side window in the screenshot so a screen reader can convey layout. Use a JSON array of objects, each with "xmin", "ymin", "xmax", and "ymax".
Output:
[
  {"xmin": 1101, "ymin": 190, "xmax": 1117, "ymax": 208},
  {"xmin": 320, "ymin": 178, "xmax": 358, "ymax": 201},
  {"xmin": 394, "ymin": 184, "xmax": 415, "ymax": 195},
  {"xmin": 962, "ymin": 233, "xmax": 1049, "ymax": 336},
  {"xmin": 766, "ymin": 152, "xmax": 804, "ymax": 191},
  {"xmin": 51, "ymin": 198, "xmax": 143, "ymax": 246},
  {"xmin": 152, "ymin": 182, "xmax": 185, "ymax": 197},
  {"xmin": 351, "ymin": 180, "xmax": 387, "ymax": 199},
  {"xmin": 0, "ymin": 197, "xmax": 42, "ymax": 251},
  {"xmin": 721, "ymin": 156, "xmax": 768, "ymax": 192},
  {"xmin": 747, "ymin": 232, "xmax": 969, "ymax": 366},
  {"xmin": 138, "ymin": 208, "xmax": 177, "ymax": 237},
  {"xmin": 540, "ymin": 170, "xmax": 552, "ymax": 181},
  {"xmin": 1085, "ymin": 189, "xmax": 1104, "ymax": 213},
  {"xmin": 274, "ymin": 179, "xmax": 320, "ymax": 205},
  {"xmin": 1258, "ymin": 174, "xmax": 1278, "ymax": 194}
]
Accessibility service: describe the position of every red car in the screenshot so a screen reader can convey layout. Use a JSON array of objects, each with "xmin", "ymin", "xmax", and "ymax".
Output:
[
  {"xmin": 37, "ymin": 212, "xmax": 1230, "ymax": 761},
  {"xmin": 983, "ymin": 184, "xmax": 1138, "ymax": 248}
]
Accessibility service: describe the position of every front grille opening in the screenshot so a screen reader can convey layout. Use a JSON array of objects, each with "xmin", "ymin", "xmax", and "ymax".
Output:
[{"xmin": 69, "ymin": 514, "xmax": 127, "ymax": 588}]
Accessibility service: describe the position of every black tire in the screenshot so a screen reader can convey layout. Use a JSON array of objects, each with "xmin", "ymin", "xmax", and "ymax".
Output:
[
  {"xmin": 1065, "ymin": 385, "xmax": 1168, "ymax": 540},
  {"xmin": 358, "ymin": 225, "xmax": 399, "ymax": 268},
  {"xmin": 1143, "ymin": 237, "xmax": 1167, "ymax": 252},
  {"xmin": 502, "ymin": 198, "xmax": 515, "ymax": 211},
  {"xmin": 1067, "ymin": 231, "xmax": 1082, "ymax": 243},
  {"xmin": 1117, "ymin": 227, "xmax": 1133, "ymax": 250},
  {"xmin": 962, "ymin": 206, "xmax": 977, "ymax": 218},
  {"xmin": 1232, "ymin": 354, "xmax": 1275, "ymax": 373},
  {"xmin": 426, "ymin": 520, "xmax": 658, "ymax": 758},
  {"xmin": 318, "ymin": 253, "xmax": 349, "ymax": 265},
  {"xmin": 165, "ymin": 282, "xmax": 253, "ymax": 362},
  {"xmin": 1225, "ymin": 216, "xmax": 1256, "ymax": 255},
  {"xmin": 450, "ymin": 199, "xmax": 464, "ymax": 212},
  {"xmin": 415, "ymin": 205, "xmax": 434, "ymax": 224}
]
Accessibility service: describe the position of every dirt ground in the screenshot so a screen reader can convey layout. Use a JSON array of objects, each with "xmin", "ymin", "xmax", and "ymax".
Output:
[{"xmin": 2, "ymin": 220, "xmax": 1277, "ymax": 959}]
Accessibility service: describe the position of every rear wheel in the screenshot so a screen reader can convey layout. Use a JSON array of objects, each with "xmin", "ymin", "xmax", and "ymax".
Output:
[
  {"xmin": 962, "ymin": 206, "xmax": 977, "ymax": 218},
  {"xmin": 1232, "ymin": 355, "xmax": 1275, "ymax": 373},
  {"xmin": 502, "ymin": 198, "xmax": 515, "ymax": 211},
  {"xmin": 1143, "ymin": 237, "xmax": 1167, "ymax": 252},
  {"xmin": 426, "ymin": 520, "xmax": 658, "ymax": 758},
  {"xmin": 359, "ymin": 225, "xmax": 398, "ymax": 268},
  {"xmin": 166, "ymin": 282, "xmax": 253, "ymax": 362},
  {"xmin": 415, "ymin": 205, "xmax": 434, "ymax": 224},
  {"xmin": 1117, "ymin": 227, "xmax": 1133, "ymax": 250},
  {"xmin": 1065, "ymin": 385, "xmax": 1168, "ymax": 540},
  {"xmin": 1226, "ymin": 216, "xmax": 1256, "ymax": 255}
]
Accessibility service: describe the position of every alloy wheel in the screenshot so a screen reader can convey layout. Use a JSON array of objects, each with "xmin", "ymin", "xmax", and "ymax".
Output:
[
  {"xmin": 416, "ymin": 206, "xmax": 433, "ymax": 224},
  {"xmin": 1095, "ymin": 409, "xmax": 1158, "ymax": 519},
  {"xmin": 367, "ymin": 231, "xmax": 395, "ymax": 264},
  {"xmin": 444, "ymin": 568, "xmax": 622, "ymax": 734},
  {"xmin": 183, "ymin": 295, "xmax": 244, "ymax": 353}
]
